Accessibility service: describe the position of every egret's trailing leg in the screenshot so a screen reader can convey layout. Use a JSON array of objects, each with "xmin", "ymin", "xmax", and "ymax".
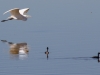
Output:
[{"xmin": 1, "ymin": 18, "xmax": 13, "ymax": 22}]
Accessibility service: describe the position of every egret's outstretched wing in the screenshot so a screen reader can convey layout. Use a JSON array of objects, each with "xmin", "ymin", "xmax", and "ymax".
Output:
[
  {"xmin": 19, "ymin": 8, "xmax": 29, "ymax": 15},
  {"xmin": 3, "ymin": 8, "xmax": 20, "ymax": 16}
]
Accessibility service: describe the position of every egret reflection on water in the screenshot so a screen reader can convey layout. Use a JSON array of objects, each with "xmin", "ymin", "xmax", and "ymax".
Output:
[
  {"xmin": 1, "ymin": 40, "xmax": 29, "ymax": 54},
  {"xmin": 10, "ymin": 54, "xmax": 28, "ymax": 60},
  {"xmin": 19, "ymin": 54, "xmax": 28, "ymax": 60}
]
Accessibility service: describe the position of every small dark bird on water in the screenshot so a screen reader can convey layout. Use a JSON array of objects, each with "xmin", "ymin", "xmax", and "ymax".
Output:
[
  {"xmin": 92, "ymin": 52, "xmax": 100, "ymax": 62},
  {"xmin": 45, "ymin": 47, "xmax": 49, "ymax": 54},
  {"xmin": 45, "ymin": 47, "xmax": 49, "ymax": 59},
  {"xmin": 92, "ymin": 52, "xmax": 100, "ymax": 58}
]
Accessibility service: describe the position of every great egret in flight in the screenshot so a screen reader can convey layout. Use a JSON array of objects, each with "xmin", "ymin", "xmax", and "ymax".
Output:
[{"xmin": 1, "ymin": 8, "xmax": 31, "ymax": 22}]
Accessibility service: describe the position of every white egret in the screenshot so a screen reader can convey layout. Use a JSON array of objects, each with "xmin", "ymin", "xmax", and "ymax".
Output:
[{"xmin": 1, "ymin": 8, "xmax": 31, "ymax": 22}]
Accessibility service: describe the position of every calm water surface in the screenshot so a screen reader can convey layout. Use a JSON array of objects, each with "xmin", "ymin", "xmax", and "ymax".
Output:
[{"xmin": 0, "ymin": 0, "xmax": 100, "ymax": 75}]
